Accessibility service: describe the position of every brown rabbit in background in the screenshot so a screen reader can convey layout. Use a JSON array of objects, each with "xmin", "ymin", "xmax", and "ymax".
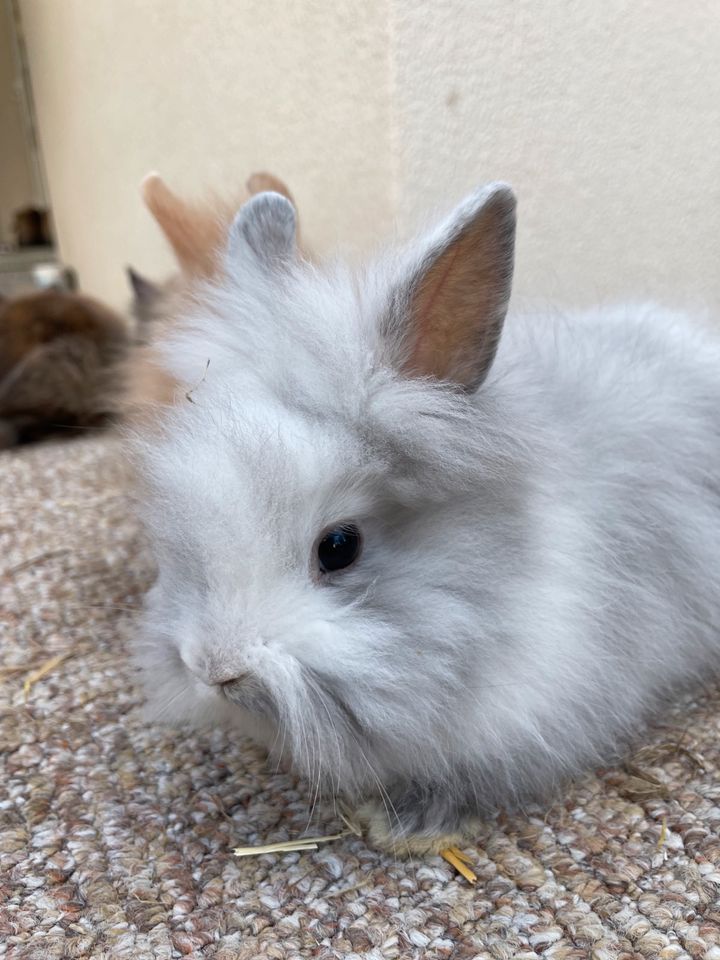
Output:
[
  {"xmin": 124, "ymin": 171, "xmax": 303, "ymax": 418},
  {"xmin": 127, "ymin": 169, "xmax": 302, "ymax": 323},
  {"xmin": 0, "ymin": 172, "xmax": 301, "ymax": 447},
  {"xmin": 0, "ymin": 289, "xmax": 133, "ymax": 448}
]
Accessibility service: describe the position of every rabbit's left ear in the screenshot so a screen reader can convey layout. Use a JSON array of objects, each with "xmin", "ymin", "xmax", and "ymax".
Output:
[
  {"xmin": 390, "ymin": 183, "xmax": 516, "ymax": 391},
  {"xmin": 227, "ymin": 191, "xmax": 297, "ymax": 271},
  {"xmin": 126, "ymin": 266, "xmax": 161, "ymax": 307}
]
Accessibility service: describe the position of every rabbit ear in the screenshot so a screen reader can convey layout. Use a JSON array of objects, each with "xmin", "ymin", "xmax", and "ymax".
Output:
[
  {"xmin": 228, "ymin": 191, "xmax": 297, "ymax": 271},
  {"xmin": 391, "ymin": 183, "xmax": 516, "ymax": 391},
  {"xmin": 246, "ymin": 172, "xmax": 302, "ymax": 249},
  {"xmin": 245, "ymin": 171, "xmax": 295, "ymax": 204},
  {"xmin": 126, "ymin": 266, "xmax": 161, "ymax": 306},
  {"xmin": 141, "ymin": 172, "xmax": 229, "ymax": 278}
]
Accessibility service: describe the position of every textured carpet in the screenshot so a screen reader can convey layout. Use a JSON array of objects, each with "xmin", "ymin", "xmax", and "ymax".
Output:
[{"xmin": 1, "ymin": 434, "xmax": 720, "ymax": 960}]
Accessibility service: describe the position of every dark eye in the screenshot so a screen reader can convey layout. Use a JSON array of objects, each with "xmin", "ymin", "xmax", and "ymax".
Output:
[{"xmin": 317, "ymin": 524, "xmax": 362, "ymax": 573}]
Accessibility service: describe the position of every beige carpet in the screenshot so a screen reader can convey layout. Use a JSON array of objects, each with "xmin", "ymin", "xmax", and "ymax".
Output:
[{"xmin": 1, "ymin": 434, "xmax": 720, "ymax": 960}]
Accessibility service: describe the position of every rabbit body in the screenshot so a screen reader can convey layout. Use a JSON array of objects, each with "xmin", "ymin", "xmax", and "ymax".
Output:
[{"xmin": 135, "ymin": 186, "xmax": 720, "ymax": 847}]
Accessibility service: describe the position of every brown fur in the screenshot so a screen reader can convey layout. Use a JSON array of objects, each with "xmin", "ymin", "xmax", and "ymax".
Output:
[
  {"xmin": 141, "ymin": 175, "xmax": 237, "ymax": 279},
  {"xmin": 124, "ymin": 171, "xmax": 302, "ymax": 422},
  {"xmin": 141, "ymin": 171, "xmax": 300, "ymax": 278},
  {"xmin": 0, "ymin": 290, "xmax": 133, "ymax": 448}
]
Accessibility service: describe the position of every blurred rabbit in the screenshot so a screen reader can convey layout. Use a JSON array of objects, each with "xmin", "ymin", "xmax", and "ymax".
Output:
[
  {"xmin": 123, "ymin": 171, "xmax": 302, "ymax": 417},
  {"xmin": 0, "ymin": 289, "xmax": 133, "ymax": 448},
  {"xmin": 126, "ymin": 266, "xmax": 167, "ymax": 328}
]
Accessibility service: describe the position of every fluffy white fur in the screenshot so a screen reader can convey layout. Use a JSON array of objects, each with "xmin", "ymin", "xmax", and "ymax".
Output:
[{"xmin": 133, "ymin": 186, "xmax": 720, "ymax": 847}]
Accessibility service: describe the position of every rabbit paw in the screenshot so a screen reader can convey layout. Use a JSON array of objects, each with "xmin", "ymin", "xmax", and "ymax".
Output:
[{"xmin": 352, "ymin": 798, "xmax": 478, "ymax": 856}]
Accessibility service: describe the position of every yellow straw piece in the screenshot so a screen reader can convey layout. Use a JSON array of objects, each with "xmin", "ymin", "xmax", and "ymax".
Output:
[
  {"xmin": 445, "ymin": 845, "xmax": 474, "ymax": 866},
  {"xmin": 22, "ymin": 652, "xmax": 73, "ymax": 700},
  {"xmin": 441, "ymin": 847, "xmax": 478, "ymax": 884},
  {"xmin": 234, "ymin": 840, "xmax": 319, "ymax": 857},
  {"xmin": 233, "ymin": 829, "xmax": 353, "ymax": 858},
  {"xmin": 339, "ymin": 810, "xmax": 364, "ymax": 837},
  {"xmin": 656, "ymin": 816, "xmax": 668, "ymax": 851},
  {"xmin": 0, "ymin": 663, "xmax": 37, "ymax": 678}
]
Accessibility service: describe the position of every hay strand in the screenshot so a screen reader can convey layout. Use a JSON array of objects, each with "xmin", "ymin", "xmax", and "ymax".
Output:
[
  {"xmin": 440, "ymin": 846, "xmax": 478, "ymax": 884},
  {"xmin": 233, "ymin": 829, "xmax": 353, "ymax": 858},
  {"xmin": 3, "ymin": 548, "xmax": 70, "ymax": 578},
  {"xmin": 184, "ymin": 359, "xmax": 210, "ymax": 404},
  {"xmin": 22, "ymin": 651, "xmax": 73, "ymax": 700}
]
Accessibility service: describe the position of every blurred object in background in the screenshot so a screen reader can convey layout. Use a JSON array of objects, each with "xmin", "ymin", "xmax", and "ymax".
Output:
[
  {"xmin": 31, "ymin": 260, "xmax": 75, "ymax": 290},
  {"xmin": 13, "ymin": 204, "xmax": 51, "ymax": 246},
  {"xmin": 0, "ymin": 0, "xmax": 76, "ymax": 298},
  {"xmin": 1, "ymin": 0, "xmax": 114, "ymax": 452},
  {"xmin": 0, "ymin": 287, "xmax": 137, "ymax": 449},
  {"xmin": 0, "ymin": 247, "xmax": 74, "ymax": 298},
  {"xmin": 125, "ymin": 168, "xmax": 301, "ymax": 324},
  {"xmin": 126, "ymin": 266, "xmax": 165, "ymax": 328},
  {"xmin": 121, "ymin": 169, "xmax": 304, "ymax": 417}
]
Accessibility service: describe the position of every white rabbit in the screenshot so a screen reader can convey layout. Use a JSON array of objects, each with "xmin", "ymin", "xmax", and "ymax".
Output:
[{"xmin": 134, "ymin": 184, "xmax": 720, "ymax": 853}]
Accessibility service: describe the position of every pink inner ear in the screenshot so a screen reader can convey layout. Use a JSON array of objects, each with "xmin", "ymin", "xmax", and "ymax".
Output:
[
  {"xmin": 413, "ymin": 246, "xmax": 462, "ymax": 344},
  {"xmin": 402, "ymin": 189, "xmax": 515, "ymax": 389}
]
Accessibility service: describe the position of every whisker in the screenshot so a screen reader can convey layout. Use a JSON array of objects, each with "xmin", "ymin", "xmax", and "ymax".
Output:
[{"xmin": 151, "ymin": 681, "xmax": 192, "ymax": 723}]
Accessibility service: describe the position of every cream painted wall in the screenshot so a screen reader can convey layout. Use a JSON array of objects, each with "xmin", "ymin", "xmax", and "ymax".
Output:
[
  {"xmin": 19, "ymin": 0, "xmax": 393, "ymax": 308},
  {"xmin": 18, "ymin": 0, "xmax": 720, "ymax": 312},
  {"xmin": 390, "ymin": 0, "xmax": 720, "ymax": 310},
  {"xmin": 0, "ymin": 0, "xmax": 35, "ymax": 245}
]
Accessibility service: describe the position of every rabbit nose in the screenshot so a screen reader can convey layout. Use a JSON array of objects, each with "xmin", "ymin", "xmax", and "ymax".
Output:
[
  {"xmin": 203, "ymin": 657, "xmax": 251, "ymax": 687},
  {"xmin": 218, "ymin": 671, "xmax": 251, "ymax": 688}
]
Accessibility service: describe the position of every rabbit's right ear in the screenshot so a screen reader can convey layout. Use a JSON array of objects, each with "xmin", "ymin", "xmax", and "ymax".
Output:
[{"xmin": 387, "ymin": 183, "xmax": 516, "ymax": 391}]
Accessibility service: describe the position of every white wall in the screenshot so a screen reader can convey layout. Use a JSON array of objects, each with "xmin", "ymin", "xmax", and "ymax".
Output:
[
  {"xmin": 390, "ymin": 0, "xmax": 720, "ymax": 310},
  {"xmin": 18, "ymin": 0, "xmax": 720, "ymax": 313},
  {"xmin": 19, "ymin": 0, "xmax": 393, "ymax": 307}
]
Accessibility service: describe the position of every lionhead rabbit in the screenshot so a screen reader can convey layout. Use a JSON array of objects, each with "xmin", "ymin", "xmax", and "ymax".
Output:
[{"xmin": 134, "ymin": 184, "xmax": 720, "ymax": 852}]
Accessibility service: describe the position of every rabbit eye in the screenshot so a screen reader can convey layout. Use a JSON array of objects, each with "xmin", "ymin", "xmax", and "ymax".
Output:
[{"xmin": 317, "ymin": 524, "xmax": 362, "ymax": 573}]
